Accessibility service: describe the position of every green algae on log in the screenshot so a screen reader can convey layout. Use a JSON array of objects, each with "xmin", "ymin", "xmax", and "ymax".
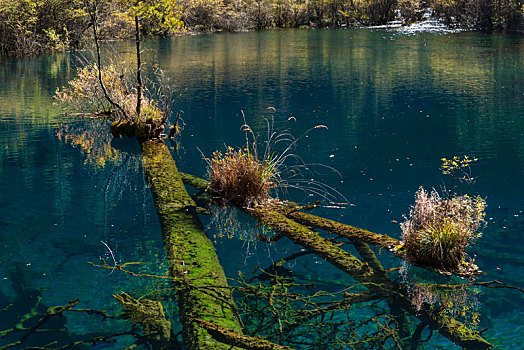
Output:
[
  {"xmin": 178, "ymin": 172, "xmax": 208, "ymax": 191},
  {"xmin": 246, "ymin": 205, "xmax": 493, "ymax": 349},
  {"xmin": 140, "ymin": 140, "xmax": 243, "ymax": 349},
  {"xmin": 113, "ymin": 292, "xmax": 172, "ymax": 349},
  {"xmin": 177, "ymin": 172, "xmax": 403, "ymax": 252},
  {"xmin": 178, "ymin": 173, "xmax": 480, "ymax": 275},
  {"xmin": 283, "ymin": 209, "xmax": 401, "ymax": 251},
  {"xmin": 178, "ymin": 172, "xmax": 492, "ymax": 348},
  {"xmin": 179, "ymin": 171, "xmax": 211, "ymax": 192},
  {"xmin": 194, "ymin": 319, "xmax": 295, "ymax": 350}
]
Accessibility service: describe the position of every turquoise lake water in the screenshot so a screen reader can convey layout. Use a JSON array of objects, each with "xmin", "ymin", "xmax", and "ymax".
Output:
[{"xmin": 1, "ymin": 29, "xmax": 523, "ymax": 348}]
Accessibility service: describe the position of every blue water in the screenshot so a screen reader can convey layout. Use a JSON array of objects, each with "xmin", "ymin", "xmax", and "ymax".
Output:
[{"xmin": 1, "ymin": 29, "xmax": 523, "ymax": 348}]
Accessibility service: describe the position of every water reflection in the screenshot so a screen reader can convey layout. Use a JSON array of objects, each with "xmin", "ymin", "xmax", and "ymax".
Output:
[
  {"xmin": 1, "ymin": 29, "xmax": 524, "ymax": 348},
  {"xmin": 57, "ymin": 121, "xmax": 121, "ymax": 168},
  {"xmin": 401, "ymin": 263, "xmax": 482, "ymax": 331},
  {"xmin": 0, "ymin": 120, "xmax": 170, "ymax": 348},
  {"xmin": 208, "ymin": 206, "xmax": 263, "ymax": 242},
  {"xmin": 148, "ymin": 31, "xmax": 524, "ymax": 167}
]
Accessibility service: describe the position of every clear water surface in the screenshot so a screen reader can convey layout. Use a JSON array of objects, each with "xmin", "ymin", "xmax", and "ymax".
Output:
[{"xmin": 1, "ymin": 29, "xmax": 523, "ymax": 349}]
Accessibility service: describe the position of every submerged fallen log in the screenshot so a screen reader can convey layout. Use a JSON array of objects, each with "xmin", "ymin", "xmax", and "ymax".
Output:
[
  {"xmin": 282, "ymin": 208, "xmax": 401, "ymax": 251},
  {"xmin": 247, "ymin": 205, "xmax": 492, "ymax": 349},
  {"xmin": 113, "ymin": 292, "xmax": 172, "ymax": 349},
  {"xmin": 194, "ymin": 319, "xmax": 294, "ymax": 350},
  {"xmin": 140, "ymin": 140, "xmax": 243, "ymax": 349},
  {"xmin": 179, "ymin": 172, "xmax": 401, "ymax": 252},
  {"xmin": 178, "ymin": 172, "xmax": 493, "ymax": 349}
]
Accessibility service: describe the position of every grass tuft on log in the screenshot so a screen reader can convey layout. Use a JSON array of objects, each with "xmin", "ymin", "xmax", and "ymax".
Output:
[
  {"xmin": 401, "ymin": 156, "xmax": 486, "ymax": 272},
  {"xmin": 206, "ymin": 144, "xmax": 278, "ymax": 207},
  {"xmin": 205, "ymin": 111, "xmax": 345, "ymax": 208}
]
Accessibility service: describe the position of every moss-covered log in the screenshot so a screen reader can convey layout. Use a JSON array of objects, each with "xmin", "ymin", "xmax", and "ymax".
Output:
[
  {"xmin": 113, "ymin": 292, "xmax": 172, "ymax": 349},
  {"xmin": 111, "ymin": 118, "xmax": 165, "ymax": 141},
  {"xmin": 140, "ymin": 140, "xmax": 243, "ymax": 349},
  {"xmin": 178, "ymin": 172, "xmax": 492, "ymax": 348},
  {"xmin": 178, "ymin": 172, "xmax": 403, "ymax": 252},
  {"xmin": 284, "ymin": 209, "xmax": 401, "ymax": 251},
  {"xmin": 246, "ymin": 205, "xmax": 493, "ymax": 350},
  {"xmin": 193, "ymin": 319, "xmax": 294, "ymax": 350},
  {"xmin": 179, "ymin": 171, "xmax": 211, "ymax": 191}
]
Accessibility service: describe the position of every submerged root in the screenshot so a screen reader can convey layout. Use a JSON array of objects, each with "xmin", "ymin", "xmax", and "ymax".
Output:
[
  {"xmin": 193, "ymin": 319, "xmax": 294, "ymax": 350},
  {"xmin": 113, "ymin": 292, "xmax": 173, "ymax": 348}
]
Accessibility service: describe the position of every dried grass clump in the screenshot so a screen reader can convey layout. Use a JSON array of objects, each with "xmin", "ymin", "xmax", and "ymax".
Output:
[
  {"xmin": 205, "ymin": 114, "xmax": 347, "ymax": 207},
  {"xmin": 401, "ymin": 187, "xmax": 486, "ymax": 271},
  {"xmin": 207, "ymin": 146, "xmax": 277, "ymax": 207}
]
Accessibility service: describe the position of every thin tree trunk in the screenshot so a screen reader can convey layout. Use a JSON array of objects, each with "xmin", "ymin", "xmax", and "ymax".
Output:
[
  {"xmin": 135, "ymin": 14, "xmax": 142, "ymax": 120},
  {"xmin": 86, "ymin": 0, "xmax": 129, "ymax": 120}
]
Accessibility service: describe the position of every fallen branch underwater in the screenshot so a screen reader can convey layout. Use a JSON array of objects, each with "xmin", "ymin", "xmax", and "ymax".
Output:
[
  {"xmin": 193, "ymin": 319, "xmax": 295, "ymax": 350},
  {"xmin": 113, "ymin": 292, "xmax": 173, "ymax": 349},
  {"xmin": 180, "ymin": 172, "xmax": 399, "ymax": 252},
  {"xmin": 0, "ymin": 298, "xmax": 125, "ymax": 350},
  {"xmin": 179, "ymin": 172, "xmax": 494, "ymax": 349},
  {"xmin": 247, "ymin": 205, "xmax": 493, "ymax": 349}
]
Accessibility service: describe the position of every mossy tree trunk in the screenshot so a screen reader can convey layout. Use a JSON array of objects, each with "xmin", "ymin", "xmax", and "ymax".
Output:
[
  {"xmin": 177, "ymin": 173, "xmax": 493, "ymax": 349},
  {"xmin": 283, "ymin": 208, "xmax": 401, "ymax": 251},
  {"xmin": 140, "ymin": 139, "xmax": 243, "ymax": 349},
  {"xmin": 246, "ymin": 205, "xmax": 493, "ymax": 350}
]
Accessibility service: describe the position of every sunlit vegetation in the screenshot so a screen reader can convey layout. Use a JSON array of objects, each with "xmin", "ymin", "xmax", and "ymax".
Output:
[
  {"xmin": 1, "ymin": 0, "xmax": 523, "ymax": 55},
  {"xmin": 204, "ymin": 113, "xmax": 347, "ymax": 209},
  {"xmin": 205, "ymin": 118, "xmax": 285, "ymax": 207},
  {"xmin": 53, "ymin": 62, "xmax": 172, "ymax": 138},
  {"xmin": 54, "ymin": 64, "xmax": 169, "ymax": 140},
  {"xmin": 431, "ymin": 0, "xmax": 524, "ymax": 30},
  {"xmin": 0, "ymin": 0, "xmax": 182, "ymax": 56},
  {"xmin": 401, "ymin": 156, "xmax": 486, "ymax": 272},
  {"xmin": 401, "ymin": 187, "xmax": 486, "ymax": 270},
  {"xmin": 55, "ymin": 65, "xmax": 129, "ymax": 117},
  {"xmin": 180, "ymin": 0, "xmax": 524, "ymax": 30},
  {"xmin": 0, "ymin": 0, "xmax": 87, "ymax": 55},
  {"xmin": 52, "ymin": 0, "xmax": 184, "ymax": 141},
  {"xmin": 207, "ymin": 145, "xmax": 277, "ymax": 206}
]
